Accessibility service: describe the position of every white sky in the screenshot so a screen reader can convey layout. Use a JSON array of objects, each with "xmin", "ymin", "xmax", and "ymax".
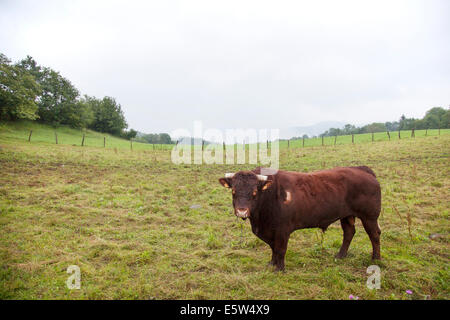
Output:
[{"xmin": 1, "ymin": 0, "xmax": 449, "ymax": 134}]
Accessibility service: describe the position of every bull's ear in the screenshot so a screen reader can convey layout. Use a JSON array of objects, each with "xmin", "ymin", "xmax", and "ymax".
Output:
[
  {"xmin": 260, "ymin": 180, "xmax": 273, "ymax": 191},
  {"xmin": 219, "ymin": 178, "xmax": 232, "ymax": 188}
]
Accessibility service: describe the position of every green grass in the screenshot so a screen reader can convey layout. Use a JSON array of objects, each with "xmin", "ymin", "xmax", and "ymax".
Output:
[
  {"xmin": 279, "ymin": 128, "xmax": 449, "ymax": 148},
  {"xmin": 0, "ymin": 121, "xmax": 449, "ymax": 299},
  {"xmin": 0, "ymin": 121, "xmax": 173, "ymax": 150}
]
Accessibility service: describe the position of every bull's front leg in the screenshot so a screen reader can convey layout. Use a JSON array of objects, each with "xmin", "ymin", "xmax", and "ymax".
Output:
[
  {"xmin": 271, "ymin": 234, "xmax": 290, "ymax": 271},
  {"xmin": 267, "ymin": 244, "xmax": 276, "ymax": 266}
]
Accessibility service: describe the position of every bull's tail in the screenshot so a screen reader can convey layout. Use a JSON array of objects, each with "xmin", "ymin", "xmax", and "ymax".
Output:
[{"xmin": 354, "ymin": 166, "xmax": 376, "ymax": 177}]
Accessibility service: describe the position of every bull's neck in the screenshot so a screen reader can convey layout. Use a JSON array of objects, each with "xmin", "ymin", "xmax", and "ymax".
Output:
[{"xmin": 249, "ymin": 189, "xmax": 274, "ymax": 226}]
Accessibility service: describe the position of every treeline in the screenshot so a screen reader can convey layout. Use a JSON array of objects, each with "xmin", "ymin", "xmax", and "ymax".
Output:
[
  {"xmin": 320, "ymin": 107, "xmax": 450, "ymax": 137},
  {"xmin": 0, "ymin": 53, "xmax": 170, "ymax": 143},
  {"xmin": 0, "ymin": 53, "xmax": 133, "ymax": 138},
  {"xmin": 134, "ymin": 132, "xmax": 173, "ymax": 144}
]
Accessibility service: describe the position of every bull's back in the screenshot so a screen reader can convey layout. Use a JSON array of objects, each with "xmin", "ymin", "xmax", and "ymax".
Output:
[
  {"xmin": 275, "ymin": 167, "xmax": 381, "ymax": 227},
  {"xmin": 315, "ymin": 166, "xmax": 381, "ymax": 218}
]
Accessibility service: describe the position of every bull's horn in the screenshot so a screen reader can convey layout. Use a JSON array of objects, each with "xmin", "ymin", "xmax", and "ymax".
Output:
[
  {"xmin": 256, "ymin": 174, "xmax": 268, "ymax": 181},
  {"xmin": 224, "ymin": 173, "xmax": 235, "ymax": 178}
]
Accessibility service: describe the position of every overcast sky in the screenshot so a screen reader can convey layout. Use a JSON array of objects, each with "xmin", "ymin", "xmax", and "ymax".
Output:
[{"xmin": 1, "ymin": 0, "xmax": 449, "ymax": 135}]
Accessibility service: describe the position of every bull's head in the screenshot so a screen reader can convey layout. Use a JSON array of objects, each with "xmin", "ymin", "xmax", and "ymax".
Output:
[{"xmin": 219, "ymin": 171, "xmax": 273, "ymax": 219}]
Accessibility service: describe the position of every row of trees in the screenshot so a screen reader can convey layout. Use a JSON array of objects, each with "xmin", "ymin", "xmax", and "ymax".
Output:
[
  {"xmin": 0, "ymin": 53, "xmax": 163, "ymax": 141},
  {"xmin": 134, "ymin": 132, "xmax": 173, "ymax": 144},
  {"xmin": 320, "ymin": 107, "xmax": 450, "ymax": 137}
]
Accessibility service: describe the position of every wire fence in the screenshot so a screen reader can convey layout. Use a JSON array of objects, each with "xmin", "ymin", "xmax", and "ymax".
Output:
[{"xmin": 20, "ymin": 127, "xmax": 450, "ymax": 153}]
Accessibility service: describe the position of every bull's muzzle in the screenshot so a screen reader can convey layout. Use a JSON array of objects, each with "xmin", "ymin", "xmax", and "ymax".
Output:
[{"xmin": 235, "ymin": 208, "xmax": 250, "ymax": 219}]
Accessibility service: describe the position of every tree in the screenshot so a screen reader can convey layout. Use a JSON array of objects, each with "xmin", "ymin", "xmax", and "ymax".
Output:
[
  {"xmin": 398, "ymin": 114, "xmax": 417, "ymax": 130},
  {"xmin": 385, "ymin": 121, "xmax": 399, "ymax": 131},
  {"xmin": 444, "ymin": 107, "xmax": 450, "ymax": 129},
  {"xmin": 88, "ymin": 96, "xmax": 128, "ymax": 135},
  {"xmin": 343, "ymin": 124, "xmax": 357, "ymax": 134},
  {"xmin": 0, "ymin": 53, "xmax": 41, "ymax": 121},
  {"xmin": 74, "ymin": 95, "xmax": 95, "ymax": 128},
  {"xmin": 362, "ymin": 122, "xmax": 386, "ymax": 133},
  {"xmin": 16, "ymin": 56, "xmax": 97, "ymax": 128},
  {"xmin": 36, "ymin": 68, "xmax": 80, "ymax": 126},
  {"xmin": 136, "ymin": 132, "xmax": 173, "ymax": 144},
  {"xmin": 421, "ymin": 107, "xmax": 448, "ymax": 129},
  {"xmin": 16, "ymin": 55, "xmax": 43, "ymax": 83},
  {"xmin": 121, "ymin": 129, "xmax": 137, "ymax": 140},
  {"xmin": 158, "ymin": 133, "xmax": 172, "ymax": 144}
]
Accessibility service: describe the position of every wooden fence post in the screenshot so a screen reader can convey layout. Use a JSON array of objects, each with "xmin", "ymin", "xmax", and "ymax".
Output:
[
  {"xmin": 398, "ymin": 130, "xmax": 401, "ymax": 139},
  {"xmin": 81, "ymin": 134, "xmax": 85, "ymax": 146},
  {"xmin": 130, "ymin": 139, "xmax": 133, "ymax": 150},
  {"xmin": 334, "ymin": 135, "xmax": 337, "ymax": 145},
  {"xmin": 28, "ymin": 130, "xmax": 32, "ymax": 142},
  {"xmin": 321, "ymin": 136, "xmax": 324, "ymax": 146},
  {"xmin": 439, "ymin": 126, "xmax": 440, "ymax": 136},
  {"xmin": 387, "ymin": 131, "xmax": 390, "ymax": 140},
  {"xmin": 287, "ymin": 139, "xmax": 290, "ymax": 149},
  {"xmin": 425, "ymin": 128, "xmax": 428, "ymax": 136},
  {"xmin": 411, "ymin": 128, "xmax": 415, "ymax": 138},
  {"xmin": 104, "ymin": 137, "xmax": 106, "ymax": 147},
  {"xmin": 371, "ymin": 132, "xmax": 374, "ymax": 142},
  {"xmin": 267, "ymin": 140, "xmax": 269, "ymax": 149},
  {"xmin": 55, "ymin": 132, "xmax": 58, "ymax": 144},
  {"xmin": 302, "ymin": 137, "xmax": 305, "ymax": 148},
  {"xmin": 352, "ymin": 134, "xmax": 354, "ymax": 144}
]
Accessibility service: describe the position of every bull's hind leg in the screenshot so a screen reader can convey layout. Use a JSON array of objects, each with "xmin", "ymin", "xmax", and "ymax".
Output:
[
  {"xmin": 361, "ymin": 218, "xmax": 381, "ymax": 260},
  {"xmin": 335, "ymin": 216, "xmax": 355, "ymax": 259}
]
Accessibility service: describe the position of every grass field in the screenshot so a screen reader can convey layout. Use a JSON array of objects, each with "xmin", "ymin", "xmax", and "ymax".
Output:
[
  {"xmin": 283, "ymin": 128, "xmax": 447, "ymax": 148},
  {"xmin": 0, "ymin": 121, "xmax": 449, "ymax": 299},
  {"xmin": 0, "ymin": 121, "xmax": 173, "ymax": 151}
]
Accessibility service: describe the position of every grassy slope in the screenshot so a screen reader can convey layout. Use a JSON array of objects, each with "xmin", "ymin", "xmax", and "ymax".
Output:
[
  {"xmin": 0, "ymin": 121, "xmax": 172, "ymax": 150},
  {"xmin": 0, "ymin": 122, "xmax": 449, "ymax": 299}
]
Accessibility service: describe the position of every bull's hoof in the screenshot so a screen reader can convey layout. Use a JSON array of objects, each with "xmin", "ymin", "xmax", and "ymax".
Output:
[
  {"xmin": 371, "ymin": 255, "xmax": 381, "ymax": 260},
  {"xmin": 335, "ymin": 252, "xmax": 347, "ymax": 259},
  {"xmin": 274, "ymin": 265, "xmax": 285, "ymax": 273}
]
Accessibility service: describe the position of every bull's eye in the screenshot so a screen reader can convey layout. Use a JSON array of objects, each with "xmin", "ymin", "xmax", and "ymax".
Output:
[
  {"xmin": 252, "ymin": 190, "xmax": 257, "ymax": 197},
  {"xmin": 232, "ymin": 189, "xmax": 236, "ymax": 195}
]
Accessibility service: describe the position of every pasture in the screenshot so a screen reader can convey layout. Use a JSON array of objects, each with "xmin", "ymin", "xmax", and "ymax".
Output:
[{"xmin": 0, "ymin": 122, "xmax": 449, "ymax": 299}]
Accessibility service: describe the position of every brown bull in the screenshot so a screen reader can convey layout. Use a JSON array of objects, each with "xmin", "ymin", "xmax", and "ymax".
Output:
[{"xmin": 219, "ymin": 166, "xmax": 382, "ymax": 271}]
